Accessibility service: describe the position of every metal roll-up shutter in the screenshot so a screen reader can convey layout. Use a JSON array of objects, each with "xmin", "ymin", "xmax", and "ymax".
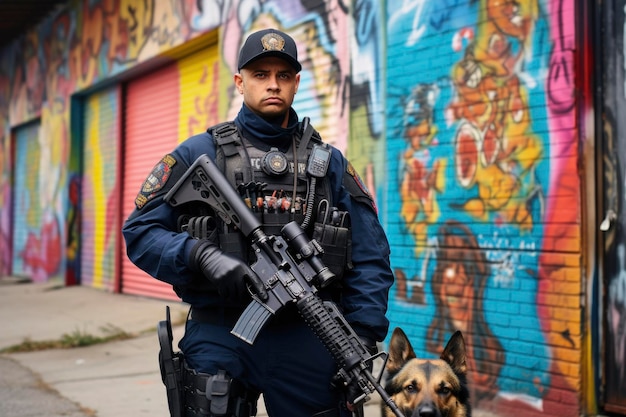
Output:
[
  {"xmin": 12, "ymin": 121, "xmax": 62, "ymax": 281},
  {"xmin": 81, "ymin": 86, "xmax": 121, "ymax": 290},
  {"xmin": 177, "ymin": 44, "xmax": 221, "ymax": 139},
  {"xmin": 12, "ymin": 122, "xmax": 41, "ymax": 278},
  {"xmin": 121, "ymin": 63, "xmax": 179, "ymax": 299}
]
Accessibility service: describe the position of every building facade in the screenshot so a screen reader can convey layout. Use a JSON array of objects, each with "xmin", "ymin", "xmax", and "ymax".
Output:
[{"xmin": 0, "ymin": 0, "xmax": 624, "ymax": 415}]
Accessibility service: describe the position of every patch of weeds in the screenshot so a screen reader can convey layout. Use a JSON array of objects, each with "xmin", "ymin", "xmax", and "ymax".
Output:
[{"xmin": 0, "ymin": 324, "xmax": 134, "ymax": 353}]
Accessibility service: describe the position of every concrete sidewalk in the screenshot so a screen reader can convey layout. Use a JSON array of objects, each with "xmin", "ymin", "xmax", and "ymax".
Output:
[{"xmin": 0, "ymin": 278, "xmax": 386, "ymax": 417}]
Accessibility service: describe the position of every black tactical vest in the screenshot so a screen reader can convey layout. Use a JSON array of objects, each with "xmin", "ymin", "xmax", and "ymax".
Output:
[
  {"xmin": 210, "ymin": 120, "xmax": 329, "ymax": 235},
  {"xmin": 181, "ymin": 120, "xmax": 352, "ymax": 285}
]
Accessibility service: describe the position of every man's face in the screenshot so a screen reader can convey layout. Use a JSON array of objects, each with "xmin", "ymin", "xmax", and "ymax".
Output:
[{"xmin": 234, "ymin": 57, "xmax": 300, "ymax": 126}]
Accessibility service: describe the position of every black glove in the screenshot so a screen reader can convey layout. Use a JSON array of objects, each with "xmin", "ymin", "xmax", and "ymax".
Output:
[{"xmin": 190, "ymin": 240, "xmax": 268, "ymax": 302}]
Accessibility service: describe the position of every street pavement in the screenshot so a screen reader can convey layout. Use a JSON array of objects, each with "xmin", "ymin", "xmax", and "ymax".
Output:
[
  {"xmin": 0, "ymin": 355, "xmax": 91, "ymax": 417},
  {"xmin": 0, "ymin": 277, "xmax": 499, "ymax": 417},
  {"xmin": 0, "ymin": 278, "xmax": 388, "ymax": 417}
]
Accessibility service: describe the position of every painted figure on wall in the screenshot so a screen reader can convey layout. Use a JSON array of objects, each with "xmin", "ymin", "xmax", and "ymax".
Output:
[
  {"xmin": 400, "ymin": 83, "xmax": 445, "ymax": 254},
  {"xmin": 427, "ymin": 220, "xmax": 504, "ymax": 403},
  {"xmin": 449, "ymin": 0, "xmax": 543, "ymax": 229}
]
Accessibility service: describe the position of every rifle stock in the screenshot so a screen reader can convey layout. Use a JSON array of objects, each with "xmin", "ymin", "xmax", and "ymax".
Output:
[{"xmin": 164, "ymin": 154, "xmax": 403, "ymax": 417}]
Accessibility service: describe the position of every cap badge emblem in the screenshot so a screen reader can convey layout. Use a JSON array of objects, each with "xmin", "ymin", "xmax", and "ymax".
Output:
[{"xmin": 261, "ymin": 33, "xmax": 285, "ymax": 51}]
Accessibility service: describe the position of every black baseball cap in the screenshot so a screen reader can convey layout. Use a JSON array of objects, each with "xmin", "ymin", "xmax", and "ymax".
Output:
[{"xmin": 237, "ymin": 28, "xmax": 302, "ymax": 73}]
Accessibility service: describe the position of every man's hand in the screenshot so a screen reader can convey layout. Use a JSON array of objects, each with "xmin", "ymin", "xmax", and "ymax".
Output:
[{"xmin": 190, "ymin": 240, "xmax": 268, "ymax": 302}]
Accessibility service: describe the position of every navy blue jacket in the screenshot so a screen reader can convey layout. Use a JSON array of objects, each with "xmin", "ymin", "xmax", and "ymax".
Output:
[{"xmin": 122, "ymin": 105, "xmax": 393, "ymax": 342}]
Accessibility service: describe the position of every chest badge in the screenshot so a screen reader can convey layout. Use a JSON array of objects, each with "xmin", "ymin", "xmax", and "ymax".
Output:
[{"xmin": 261, "ymin": 147, "xmax": 289, "ymax": 176}]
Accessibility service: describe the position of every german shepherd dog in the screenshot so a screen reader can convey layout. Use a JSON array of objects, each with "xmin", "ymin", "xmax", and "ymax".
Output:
[{"xmin": 382, "ymin": 328, "xmax": 470, "ymax": 417}]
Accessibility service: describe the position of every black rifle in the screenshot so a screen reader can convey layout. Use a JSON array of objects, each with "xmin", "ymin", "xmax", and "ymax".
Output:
[{"xmin": 164, "ymin": 154, "xmax": 402, "ymax": 417}]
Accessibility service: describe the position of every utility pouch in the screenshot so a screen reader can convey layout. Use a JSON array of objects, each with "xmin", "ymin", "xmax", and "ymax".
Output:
[
  {"xmin": 158, "ymin": 306, "xmax": 184, "ymax": 417},
  {"xmin": 313, "ymin": 200, "xmax": 353, "ymax": 280}
]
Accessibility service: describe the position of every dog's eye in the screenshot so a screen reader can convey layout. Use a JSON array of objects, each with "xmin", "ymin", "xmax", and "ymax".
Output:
[
  {"xmin": 438, "ymin": 386, "xmax": 451, "ymax": 396},
  {"xmin": 405, "ymin": 383, "xmax": 419, "ymax": 394}
]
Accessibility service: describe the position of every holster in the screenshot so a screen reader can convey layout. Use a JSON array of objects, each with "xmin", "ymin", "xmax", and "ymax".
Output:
[
  {"xmin": 182, "ymin": 365, "xmax": 259, "ymax": 417},
  {"xmin": 158, "ymin": 306, "xmax": 184, "ymax": 417}
]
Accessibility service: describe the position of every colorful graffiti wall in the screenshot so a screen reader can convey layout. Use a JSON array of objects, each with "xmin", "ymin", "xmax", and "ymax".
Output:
[
  {"xmin": 385, "ymin": 0, "xmax": 581, "ymax": 415},
  {"xmin": 0, "ymin": 0, "xmax": 595, "ymax": 415}
]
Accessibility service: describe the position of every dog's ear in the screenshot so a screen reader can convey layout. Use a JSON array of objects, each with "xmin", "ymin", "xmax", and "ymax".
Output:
[
  {"xmin": 440, "ymin": 330, "xmax": 467, "ymax": 377},
  {"xmin": 386, "ymin": 327, "xmax": 417, "ymax": 374}
]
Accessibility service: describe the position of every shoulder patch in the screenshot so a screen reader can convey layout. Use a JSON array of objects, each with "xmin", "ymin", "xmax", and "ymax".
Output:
[
  {"xmin": 344, "ymin": 161, "xmax": 378, "ymax": 214},
  {"xmin": 135, "ymin": 154, "xmax": 177, "ymax": 209}
]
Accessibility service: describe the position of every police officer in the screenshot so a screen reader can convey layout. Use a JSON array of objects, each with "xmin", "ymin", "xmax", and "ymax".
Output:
[{"xmin": 122, "ymin": 28, "xmax": 394, "ymax": 417}]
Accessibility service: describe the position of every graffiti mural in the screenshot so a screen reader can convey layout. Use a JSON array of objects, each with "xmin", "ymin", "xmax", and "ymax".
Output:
[
  {"xmin": 599, "ymin": 0, "xmax": 626, "ymax": 410},
  {"xmin": 386, "ymin": 0, "xmax": 580, "ymax": 415},
  {"xmin": 0, "ymin": 0, "xmax": 604, "ymax": 415}
]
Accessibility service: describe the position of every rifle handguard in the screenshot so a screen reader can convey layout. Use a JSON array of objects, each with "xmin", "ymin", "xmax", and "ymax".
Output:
[{"xmin": 296, "ymin": 294, "xmax": 364, "ymax": 371}]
